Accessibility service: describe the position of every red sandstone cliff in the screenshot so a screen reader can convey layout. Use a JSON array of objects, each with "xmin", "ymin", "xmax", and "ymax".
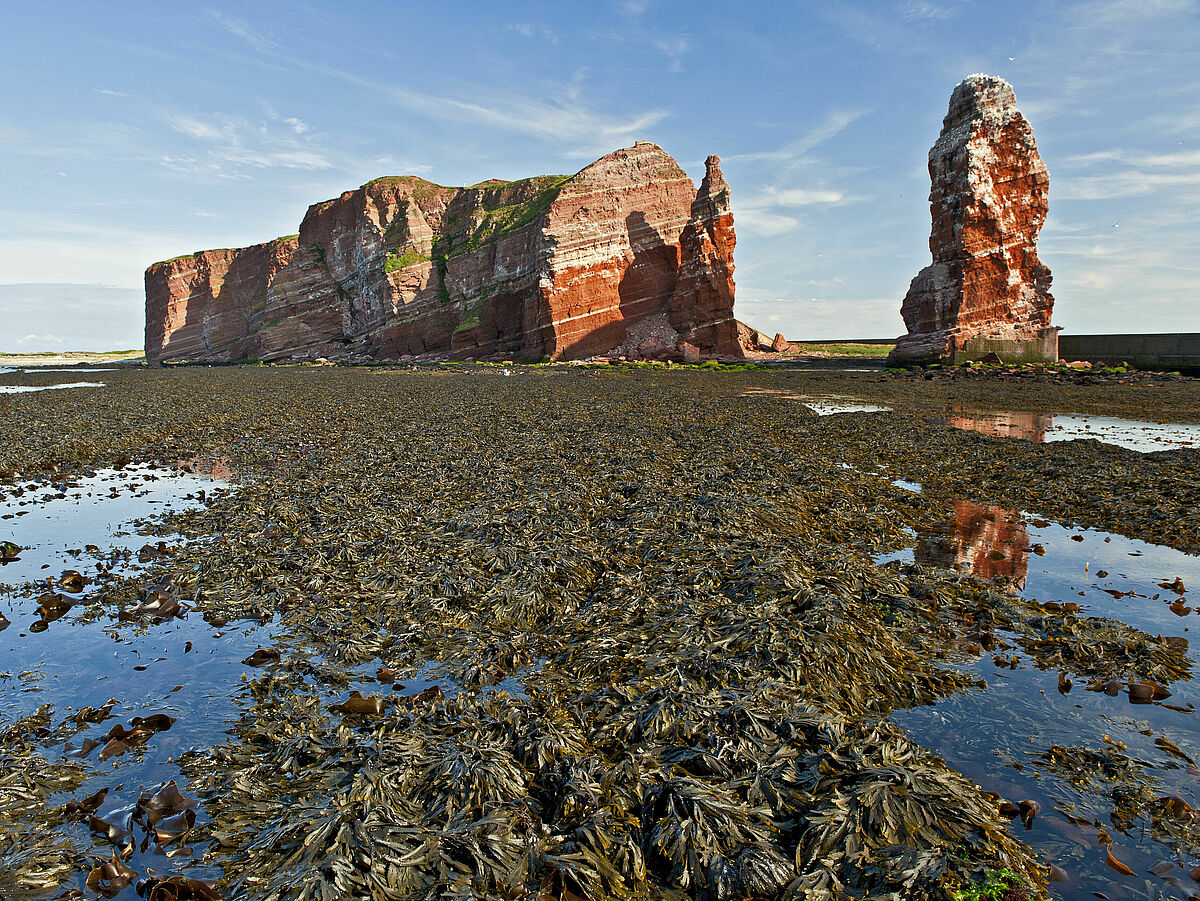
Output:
[
  {"xmin": 889, "ymin": 75, "xmax": 1055, "ymax": 365},
  {"xmin": 144, "ymin": 236, "xmax": 298, "ymax": 363},
  {"xmin": 145, "ymin": 143, "xmax": 741, "ymax": 364}
]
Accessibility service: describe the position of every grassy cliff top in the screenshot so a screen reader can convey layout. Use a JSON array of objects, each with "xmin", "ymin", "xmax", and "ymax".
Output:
[{"xmin": 149, "ymin": 235, "xmax": 299, "ymax": 269}]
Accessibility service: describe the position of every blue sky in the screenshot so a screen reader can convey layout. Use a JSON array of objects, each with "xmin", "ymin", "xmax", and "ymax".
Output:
[{"xmin": 2, "ymin": 0, "xmax": 1198, "ymax": 351}]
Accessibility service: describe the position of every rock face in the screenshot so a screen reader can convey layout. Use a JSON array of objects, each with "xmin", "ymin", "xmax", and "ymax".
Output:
[
  {"xmin": 145, "ymin": 143, "xmax": 741, "ymax": 364},
  {"xmin": 889, "ymin": 75, "xmax": 1056, "ymax": 365}
]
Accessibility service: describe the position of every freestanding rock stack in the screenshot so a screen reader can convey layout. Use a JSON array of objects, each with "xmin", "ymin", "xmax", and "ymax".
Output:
[
  {"xmin": 145, "ymin": 143, "xmax": 741, "ymax": 364},
  {"xmin": 889, "ymin": 75, "xmax": 1056, "ymax": 365}
]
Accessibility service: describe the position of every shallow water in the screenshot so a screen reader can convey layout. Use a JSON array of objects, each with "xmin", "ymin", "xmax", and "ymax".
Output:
[
  {"xmin": 946, "ymin": 409, "xmax": 1200, "ymax": 452},
  {"xmin": 0, "ymin": 465, "xmax": 226, "ymax": 587},
  {"xmin": 804, "ymin": 399, "xmax": 893, "ymax": 415},
  {"xmin": 0, "ymin": 381, "xmax": 106, "ymax": 394},
  {"xmin": 0, "ymin": 465, "xmax": 271, "ymax": 896},
  {"xmin": 738, "ymin": 387, "xmax": 893, "ymax": 415},
  {"xmin": 19, "ymin": 367, "xmax": 119, "ymax": 373},
  {"xmin": 878, "ymin": 502, "xmax": 1200, "ymax": 900}
]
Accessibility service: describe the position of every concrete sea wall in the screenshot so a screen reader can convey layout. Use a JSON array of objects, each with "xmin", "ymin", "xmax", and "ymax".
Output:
[{"xmin": 1058, "ymin": 333, "xmax": 1200, "ymax": 371}]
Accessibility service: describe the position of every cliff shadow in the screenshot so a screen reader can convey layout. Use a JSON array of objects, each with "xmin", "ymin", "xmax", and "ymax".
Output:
[{"xmin": 559, "ymin": 211, "xmax": 678, "ymax": 360}]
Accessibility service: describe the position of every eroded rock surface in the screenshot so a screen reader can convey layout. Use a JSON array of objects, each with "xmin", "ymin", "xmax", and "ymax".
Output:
[
  {"xmin": 890, "ymin": 75, "xmax": 1055, "ymax": 365},
  {"xmin": 145, "ymin": 143, "xmax": 741, "ymax": 363}
]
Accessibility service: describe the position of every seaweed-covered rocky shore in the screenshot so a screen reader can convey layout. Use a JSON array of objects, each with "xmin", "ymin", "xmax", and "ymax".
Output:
[{"xmin": 1, "ymin": 364, "xmax": 1198, "ymax": 901}]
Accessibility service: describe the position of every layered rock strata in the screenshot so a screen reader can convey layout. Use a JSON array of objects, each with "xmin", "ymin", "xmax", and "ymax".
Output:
[
  {"xmin": 145, "ymin": 143, "xmax": 741, "ymax": 364},
  {"xmin": 889, "ymin": 75, "xmax": 1056, "ymax": 365}
]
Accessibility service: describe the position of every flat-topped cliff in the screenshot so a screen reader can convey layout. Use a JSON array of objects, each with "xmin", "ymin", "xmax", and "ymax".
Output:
[{"xmin": 145, "ymin": 143, "xmax": 740, "ymax": 363}]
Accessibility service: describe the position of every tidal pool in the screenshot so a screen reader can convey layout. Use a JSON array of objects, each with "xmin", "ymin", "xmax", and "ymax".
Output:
[
  {"xmin": 0, "ymin": 464, "xmax": 273, "ymax": 897},
  {"xmin": 14, "ymin": 367, "xmax": 120, "ymax": 374},
  {"xmin": 878, "ymin": 501, "xmax": 1200, "ymax": 900},
  {"xmin": 0, "ymin": 382, "xmax": 106, "ymax": 395},
  {"xmin": 946, "ymin": 409, "xmax": 1200, "ymax": 452},
  {"xmin": 0, "ymin": 365, "xmax": 1195, "ymax": 901}
]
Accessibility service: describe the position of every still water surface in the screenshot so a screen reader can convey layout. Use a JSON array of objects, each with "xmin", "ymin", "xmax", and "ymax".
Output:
[
  {"xmin": 879, "ymin": 500, "xmax": 1200, "ymax": 900},
  {"xmin": 1, "ymin": 465, "xmax": 272, "ymax": 895}
]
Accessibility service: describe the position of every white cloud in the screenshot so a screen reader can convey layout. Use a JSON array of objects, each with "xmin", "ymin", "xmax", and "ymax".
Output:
[
  {"xmin": 511, "ymin": 23, "xmax": 557, "ymax": 42},
  {"xmin": 652, "ymin": 35, "xmax": 692, "ymax": 72},
  {"xmin": 161, "ymin": 111, "xmax": 333, "ymax": 174},
  {"xmin": 768, "ymin": 188, "xmax": 846, "ymax": 206},
  {"xmin": 1057, "ymin": 145, "xmax": 1200, "ymax": 199},
  {"xmin": 170, "ymin": 115, "xmax": 230, "ymax": 141},
  {"xmin": 206, "ymin": 10, "xmax": 278, "ymax": 54},
  {"xmin": 16, "ymin": 333, "xmax": 64, "ymax": 347},
  {"xmin": 1057, "ymin": 171, "xmax": 1200, "ymax": 200},
  {"xmin": 901, "ymin": 2, "xmax": 958, "ymax": 22},
  {"xmin": 736, "ymin": 210, "xmax": 801, "ymax": 236},
  {"xmin": 735, "ymin": 185, "xmax": 849, "ymax": 236},
  {"xmin": 723, "ymin": 108, "xmax": 871, "ymax": 165},
  {"xmin": 210, "ymin": 8, "xmax": 668, "ymax": 155}
]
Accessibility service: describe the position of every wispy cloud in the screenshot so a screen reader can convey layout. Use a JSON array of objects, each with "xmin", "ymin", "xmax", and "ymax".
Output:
[
  {"xmin": 209, "ymin": 7, "xmax": 667, "ymax": 155},
  {"xmin": 1057, "ymin": 170, "xmax": 1200, "ymax": 200},
  {"xmin": 901, "ymin": 2, "xmax": 959, "ymax": 23},
  {"xmin": 735, "ymin": 186, "xmax": 849, "ymax": 236},
  {"xmin": 170, "ymin": 114, "xmax": 230, "ymax": 142},
  {"xmin": 652, "ymin": 34, "xmax": 692, "ymax": 72},
  {"xmin": 723, "ymin": 108, "xmax": 871, "ymax": 165},
  {"xmin": 16, "ymin": 333, "xmax": 64, "ymax": 347},
  {"xmin": 1058, "ymin": 146, "xmax": 1200, "ymax": 199},
  {"xmin": 736, "ymin": 209, "xmax": 801, "ymax": 237},
  {"xmin": 618, "ymin": 0, "xmax": 649, "ymax": 15},
  {"xmin": 206, "ymin": 9, "xmax": 278, "ymax": 54},
  {"xmin": 161, "ymin": 110, "xmax": 333, "ymax": 174},
  {"xmin": 510, "ymin": 23, "xmax": 558, "ymax": 42}
]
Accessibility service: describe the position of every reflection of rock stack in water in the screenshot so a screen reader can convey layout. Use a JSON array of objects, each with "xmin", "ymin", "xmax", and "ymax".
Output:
[
  {"xmin": 944, "ymin": 409, "xmax": 1052, "ymax": 442},
  {"xmin": 916, "ymin": 501, "xmax": 1029, "ymax": 586}
]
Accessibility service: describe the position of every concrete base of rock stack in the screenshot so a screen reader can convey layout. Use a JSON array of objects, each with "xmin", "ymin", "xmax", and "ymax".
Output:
[
  {"xmin": 145, "ymin": 143, "xmax": 741, "ymax": 365},
  {"xmin": 889, "ymin": 75, "xmax": 1057, "ymax": 366}
]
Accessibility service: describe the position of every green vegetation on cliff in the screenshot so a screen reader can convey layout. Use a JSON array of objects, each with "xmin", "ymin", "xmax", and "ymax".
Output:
[
  {"xmin": 442, "ymin": 175, "xmax": 570, "ymax": 259},
  {"xmin": 384, "ymin": 250, "xmax": 432, "ymax": 273}
]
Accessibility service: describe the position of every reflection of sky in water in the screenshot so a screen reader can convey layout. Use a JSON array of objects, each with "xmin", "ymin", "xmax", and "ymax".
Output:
[
  {"xmin": 945, "ymin": 408, "xmax": 1200, "ymax": 452},
  {"xmin": 18, "ymin": 367, "xmax": 118, "ymax": 373},
  {"xmin": 879, "ymin": 505, "xmax": 1200, "ymax": 900},
  {"xmin": 0, "ymin": 381, "xmax": 105, "ymax": 394},
  {"xmin": 0, "ymin": 465, "xmax": 224, "ymax": 587},
  {"xmin": 0, "ymin": 466, "xmax": 265, "ymax": 893},
  {"xmin": 738, "ymin": 388, "xmax": 893, "ymax": 415},
  {"xmin": 803, "ymin": 400, "xmax": 892, "ymax": 415}
]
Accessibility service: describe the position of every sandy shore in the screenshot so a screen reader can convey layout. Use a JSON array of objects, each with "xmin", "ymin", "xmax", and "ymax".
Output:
[{"xmin": 0, "ymin": 350, "xmax": 144, "ymax": 368}]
